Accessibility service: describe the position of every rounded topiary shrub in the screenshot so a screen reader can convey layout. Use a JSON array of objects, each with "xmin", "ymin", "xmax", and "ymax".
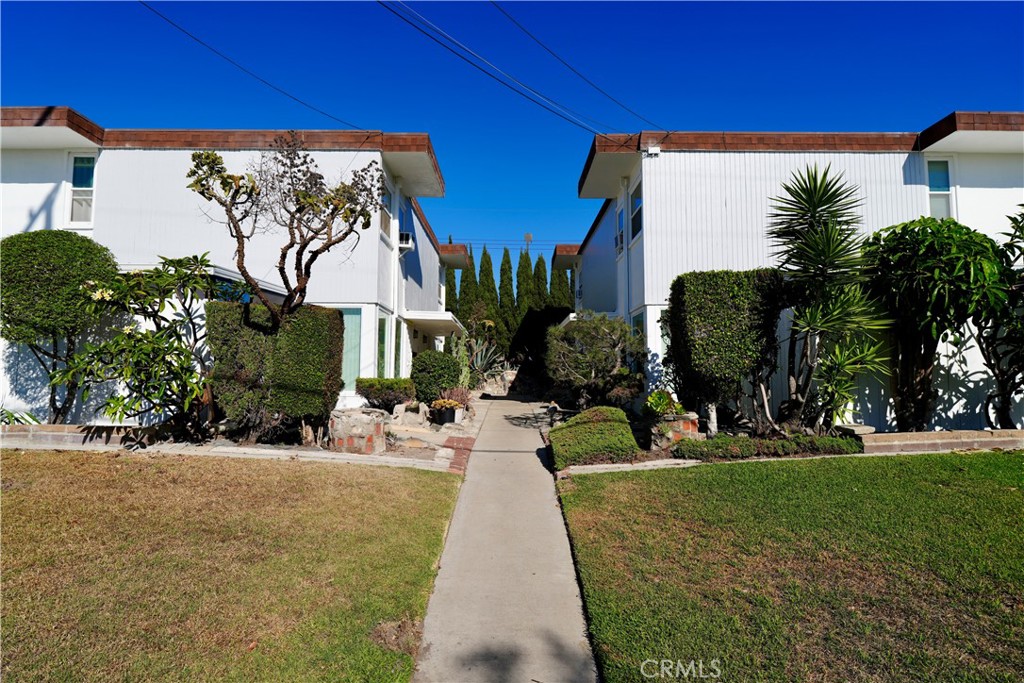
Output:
[{"xmin": 410, "ymin": 350, "xmax": 461, "ymax": 404}]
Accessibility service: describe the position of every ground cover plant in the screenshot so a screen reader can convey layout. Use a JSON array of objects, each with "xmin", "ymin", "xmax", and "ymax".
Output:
[
  {"xmin": 559, "ymin": 451, "xmax": 1024, "ymax": 682},
  {"xmin": 548, "ymin": 407, "xmax": 639, "ymax": 470},
  {"xmin": 673, "ymin": 433, "xmax": 861, "ymax": 461},
  {"xmin": 0, "ymin": 449, "xmax": 460, "ymax": 682}
]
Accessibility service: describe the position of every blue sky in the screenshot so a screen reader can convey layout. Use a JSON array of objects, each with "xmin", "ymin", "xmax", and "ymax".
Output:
[{"xmin": 3, "ymin": 1, "xmax": 1022, "ymax": 275}]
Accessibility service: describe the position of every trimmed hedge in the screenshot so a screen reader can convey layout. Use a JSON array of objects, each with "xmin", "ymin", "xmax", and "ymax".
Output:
[
  {"xmin": 206, "ymin": 302, "xmax": 343, "ymax": 438},
  {"xmin": 356, "ymin": 378, "xmax": 416, "ymax": 413},
  {"xmin": 410, "ymin": 350, "xmax": 461, "ymax": 404},
  {"xmin": 662, "ymin": 269, "xmax": 786, "ymax": 409},
  {"xmin": 673, "ymin": 434, "xmax": 862, "ymax": 461},
  {"xmin": 548, "ymin": 406, "xmax": 639, "ymax": 470}
]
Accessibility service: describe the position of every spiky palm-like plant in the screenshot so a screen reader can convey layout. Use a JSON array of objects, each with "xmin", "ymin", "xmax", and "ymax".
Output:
[{"xmin": 767, "ymin": 165, "xmax": 888, "ymax": 431}]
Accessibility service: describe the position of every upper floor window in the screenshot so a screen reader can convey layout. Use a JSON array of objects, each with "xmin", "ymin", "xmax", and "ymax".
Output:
[
  {"xmin": 630, "ymin": 182, "xmax": 643, "ymax": 239},
  {"xmin": 927, "ymin": 160, "xmax": 952, "ymax": 219},
  {"xmin": 380, "ymin": 190, "xmax": 393, "ymax": 239},
  {"xmin": 70, "ymin": 156, "xmax": 95, "ymax": 224},
  {"xmin": 615, "ymin": 209, "xmax": 625, "ymax": 255}
]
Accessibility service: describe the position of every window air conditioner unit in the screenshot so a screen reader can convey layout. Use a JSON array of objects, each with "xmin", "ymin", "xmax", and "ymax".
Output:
[{"xmin": 398, "ymin": 232, "xmax": 415, "ymax": 252}]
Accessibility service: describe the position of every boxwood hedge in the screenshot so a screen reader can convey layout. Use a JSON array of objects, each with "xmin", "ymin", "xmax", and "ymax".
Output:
[
  {"xmin": 356, "ymin": 378, "xmax": 416, "ymax": 413},
  {"xmin": 206, "ymin": 302, "xmax": 343, "ymax": 439},
  {"xmin": 410, "ymin": 350, "xmax": 461, "ymax": 404},
  {"xmin": 548, "ymin": 406, "xmax": 639, "ymax": 470},
  {"xmin": 673, "ymin": 434, "xmax": 862, "ymax": 461}
]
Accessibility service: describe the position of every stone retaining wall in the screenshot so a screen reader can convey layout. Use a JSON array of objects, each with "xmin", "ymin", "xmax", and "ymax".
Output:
[{"xmin": 860, "ymin": 429, "xmax": 1023, "ymax": 454}]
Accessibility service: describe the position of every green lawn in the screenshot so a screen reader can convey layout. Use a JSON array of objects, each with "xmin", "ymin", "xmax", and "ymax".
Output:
[
  {"xmin": 1, "ymin": 449, "xmax": 460, "ymax": 682},
  {"xmin": 560, "ymin": 451, "xmax": 1024, "ymax": 682}
]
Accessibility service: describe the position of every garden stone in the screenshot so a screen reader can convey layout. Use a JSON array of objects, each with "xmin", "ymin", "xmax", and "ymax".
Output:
[{"xmin": 329, "ymin": 408, "xmax": 389, "ymax": 454}]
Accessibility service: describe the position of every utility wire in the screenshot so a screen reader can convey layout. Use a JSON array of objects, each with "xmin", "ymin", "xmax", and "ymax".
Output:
[
  {"xmin": 138, "ymin": 1, "xmax": 363, "ymax": 129},
  {"xmin": 377, "ymin": 1, "xmax": 626, "ymax": 138},
  {"xmin": 490, "ymin": 1, "xmax": 669, "ymax": 132}
]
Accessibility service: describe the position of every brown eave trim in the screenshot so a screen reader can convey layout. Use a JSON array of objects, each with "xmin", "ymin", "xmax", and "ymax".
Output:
[
  {"xmin": 554, "ymin": 244, "xmax": 581, "ymax": 256},
  {"xmin": 917, "ymin": 111, "xmax": 1024, "ymax": 150},
  {"xmin": 410, "ymin": 198, "xmax": 441, "ymax": 253},
  {"xmin": 102, "ymin": 129, "xmax": 386, "ymax": 150},
  {"xmin": 1, "ymin": 106, "xmax": 104, "ymax": 145}
]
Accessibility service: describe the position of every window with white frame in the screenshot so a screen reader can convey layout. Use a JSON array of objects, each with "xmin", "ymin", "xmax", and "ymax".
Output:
[
  {"xmin": 927, "ymin": 160, "xmax": 952, "ymax": 219},
  {"xmin": 629, "ymin": 182, "xmax": 643, "ymax": 240},
  {"xmin": 380, "ymin": 189, "xmax": 393, "ymax": 239},
  {"xmin": 69, "ymin": 155, "xmax": 96, "ymax": 225}
]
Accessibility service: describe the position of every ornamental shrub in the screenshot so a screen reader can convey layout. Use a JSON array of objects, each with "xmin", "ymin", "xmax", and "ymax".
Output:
[
  {"xmin": 356, "ymin": 378, "xmax": 416, "ymax": 412},
  {"xmin": 411, "ymin": 350, "xmax": 461, "ymax": 404},
  {"xmin": 673, "ymin": 434, "xmax": 862, "ymax": 461},
  {"xmin": 548, "ymin": 406, "xmax": 639, "ymax": 470},
  {"xmin": 662, "ymin": 269, "xmax": 786, "ymax": 414},
  {"xmin": 206, "ymin": 302, "xmax": 343, "ymax": 440},
  {"xmin": 0, "ymin": 230, "xmax": 119, "ymax": 423}
]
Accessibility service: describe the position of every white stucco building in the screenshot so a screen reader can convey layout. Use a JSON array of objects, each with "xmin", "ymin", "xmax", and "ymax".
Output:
[
  {"xmin": 554, "ymin": 111, "xmax": 1024, "ymax": 430},
  {"xmin": 1, "ymin": 106, "xmax": 468, "ymax": 419}
]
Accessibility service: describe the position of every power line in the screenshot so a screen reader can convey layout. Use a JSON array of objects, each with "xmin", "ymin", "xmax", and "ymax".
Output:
[
  {"xmin": 490, "ymin": 1, "xmax": 669, "ymax": 132},
  {"xmin": 377, "ymin": 1, "xmax": 625, "ymax": 138},
  {"xmin": 138, "ymin": 1, "xmax": 362, "ymax": 129}
]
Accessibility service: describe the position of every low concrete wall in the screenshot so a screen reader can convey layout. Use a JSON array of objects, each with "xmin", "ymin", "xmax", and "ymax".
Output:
[
  {"xmin": 1, "ymin": 424, "xmax": 152, "ymax": 448},
  {"xmin": 861, "ymin": 430, "xmax": 1023, "ymax": 454}
]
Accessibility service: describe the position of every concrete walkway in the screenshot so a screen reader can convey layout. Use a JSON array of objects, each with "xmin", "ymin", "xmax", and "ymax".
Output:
[{"xmin": 416, "ymin": 397, "xmax": 596, "ymax": 683}]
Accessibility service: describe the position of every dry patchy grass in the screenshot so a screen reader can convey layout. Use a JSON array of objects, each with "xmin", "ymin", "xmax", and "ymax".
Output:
[
  {"xmin": 1, "ymin": 449, "xmax": 460, "ymax": 682},
  {"xmin": 560, "ymin": 451, "xmax": 1024, "ymax": 682}
]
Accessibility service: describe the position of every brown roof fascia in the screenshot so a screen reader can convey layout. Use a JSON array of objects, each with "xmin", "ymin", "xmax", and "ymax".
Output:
[
  {"xmin": 101, "ymin": 129, "xmax": 386, "ymax": 150},
  {"xmin": 1, "ymin": 106, "xmax": 104, "ymax": 145},
  {"xmin": 916, "ymin": 111, "xmax": 1024, "ymax": 150},
  {"xmin": 554, "ymin": 244, "xmax": 581, "ymax": 256}
]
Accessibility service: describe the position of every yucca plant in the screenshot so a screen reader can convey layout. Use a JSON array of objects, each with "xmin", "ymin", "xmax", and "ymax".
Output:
[{"xmin": 767, "ymin": 165, "xmax": 888, "ymax": 431}]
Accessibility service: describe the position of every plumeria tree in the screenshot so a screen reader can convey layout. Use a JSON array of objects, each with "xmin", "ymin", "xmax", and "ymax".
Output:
[{"xmin": 187, "ymin": 132, "xmax": 382, "ymax": 328}]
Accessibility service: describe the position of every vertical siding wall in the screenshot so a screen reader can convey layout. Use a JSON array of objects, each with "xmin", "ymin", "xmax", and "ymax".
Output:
[
  {"xmin": 641, "ymin": 151, "xmax": 928, "ymax": 307},
  {"xmin": 579, "ymin": 202, "xmax": 618, "ymax": 313},
  {"xmin": 0, "ymin": 149, "xmax": 75, "ymax": 234},
  {"xmin": 402, "ymin": 206, "xmax": 442, "ymax": 313},
  {"xmin": 94, "ymin": 148, "xmax": 386, "ymax": 306}
]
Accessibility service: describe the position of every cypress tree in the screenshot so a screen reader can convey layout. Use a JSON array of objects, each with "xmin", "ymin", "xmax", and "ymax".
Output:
[
  {"xmin": 445, "ymin": 266, "xmax": 458, "ymax": 315},
  {"xmin": 477, "ymin": 246, "xmax": 500, "ymax": 342},
  {"xmin": 532, "ymin": 255, "xmax": 549, "ymax": 309},
  {"xmin": 550, "ymin": 262, "xmax": 572, "ymax": 309},
  {"xmin": 458, "ymin": 246, "xmax": 478, "ymax": 326},
  {"xmin": 497, "ymin": 248, "xmax": 517, "ymax": 354},
  {"xmin": 516, "ymin": 249, "xmax": 534, "ymax": 318}
]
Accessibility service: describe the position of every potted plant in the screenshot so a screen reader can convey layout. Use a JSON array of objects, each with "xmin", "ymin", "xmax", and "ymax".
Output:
[{"xmin": 431, "ymin": 398, "xmax": 464, "ymax": 424}]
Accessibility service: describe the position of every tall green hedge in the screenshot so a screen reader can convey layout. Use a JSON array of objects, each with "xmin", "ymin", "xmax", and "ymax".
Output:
[
  {"xmin": 206, "ymin": 302, "xmax": 343, "ymax": 437},
  {"xmin": 662, "ymin": 269, "xmax": 786, "ymax": 409},
  {"xmin": 410, "ymin": 350, "xmax": 460, "ymax": 404}
]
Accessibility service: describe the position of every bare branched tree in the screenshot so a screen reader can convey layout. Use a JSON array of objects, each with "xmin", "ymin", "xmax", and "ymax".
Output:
[{"xmin": 187, "ymin": 132, "xmax": 382, "ymax": 327}]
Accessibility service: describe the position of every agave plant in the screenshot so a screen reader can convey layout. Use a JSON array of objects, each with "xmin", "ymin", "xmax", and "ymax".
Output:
[{"xmin": 468, "ymin": 338, "xmax": 506, "ymax": 383}]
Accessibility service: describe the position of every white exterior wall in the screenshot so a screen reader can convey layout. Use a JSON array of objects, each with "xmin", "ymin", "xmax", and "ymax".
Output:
[
  {"xmin": 640, "ymin": 150, "xmax": 928, "ymax": 309},
  {"xmin": 943, "ymin": 153, "xmax": 1024, "ymax": 236},
  {"xmin": 578, "ymin": 202, "xmax": 617, "ymax": 313},
  {"xmin": 402, "ymin": 205, "xmax": 443, "ymax": 313},
  {"xmin": 1, "ymin": 148, "xmax": 80, "ymax": 234}
]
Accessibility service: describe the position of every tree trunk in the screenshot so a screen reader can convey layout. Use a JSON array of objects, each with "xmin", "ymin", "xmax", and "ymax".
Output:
[{"xmin": 892, "ymin": 330, "xmax": 939, "ymax": 432}]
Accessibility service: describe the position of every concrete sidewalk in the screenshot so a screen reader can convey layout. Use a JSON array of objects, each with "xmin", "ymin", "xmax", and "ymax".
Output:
[{"xmin": 416, "ymin": 397, "xmax": 596, "ymax": 683}]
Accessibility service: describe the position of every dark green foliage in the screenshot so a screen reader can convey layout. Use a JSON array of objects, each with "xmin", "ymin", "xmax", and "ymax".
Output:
[
  {"xmin": 0, "ymin": 230, "xmax": 119, "ymax": 423},
  {"xmin": 206, "ymin": 302, "xmax": 343, "ymax": 440},
  {"xmin": 549, "ymin": 264, "xmax": 573, "ymax": 309},
  {"xmin": 410, "ymin": 350, "xmax": 461, "ymax": 404},
  {"xmin": 458, "ymin": 247, "xmax": 478, "ymax": 324},
  {"xmin": 673, "ymin": 434, "xmax": 862, "ymax": 461},
  {"xmin": 355, "ymin": 378, "xmax": 416, "ymax": 413},
  {"xmin": 569, "ymin": 269, "xmax": 577, "ymax": 309},
  {"xmin": 477, "ymin": 247, "xmax": 500, "ymax": 335},
  {"xmin": 497, "ymin": 248, "xmax": 517, "ymax": 355},
  {"xmin": 508, "ymin": 306, "xmax": 573, "ymax": 391},
  {"xmin": 516, "ymin": 250, "xmax": 535, "ymax": 318},
  {"xmin": 269, "ymin": 306, "xmax": 343, "ymax": 420},
  {"xmin": 662, "ymin": 269, "xmax": 786, "ymax": 410},
  {"xmin": 445, "ymin": 266, "xmax": 458, "ymax": 315},
  {"xmin": 532, "ymin": 255, "xmax": 549, "ymax": 309},
  {"xmin": 546, "ymin": 312, "xmax": 647, "ymax": 408},
  {"xmin": 548, "ymin": 406, "xmax": 639, "ymax": 470},
  {"xmin": 865, "ymin": 217, "xmax": 1009, "ymax": 431}
]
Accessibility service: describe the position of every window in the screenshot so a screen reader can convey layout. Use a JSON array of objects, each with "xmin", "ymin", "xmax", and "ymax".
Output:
[
  {"xmin": 70, "ymin": 156, "xmax": 95, "ymax": 224},
  {"xmin": 377, "ymin": 315, "xmax": 388, "ymax": 378},
  {"xmin": 394, "ymin": 320, "xmax": 403, "ymax": 377},
  {"xmin": 631, "ymin": 312, "xmax": 644, "ymax": 336},
  {"xmin": 629, "ymin": 182, "xmax": 643, "ymax": 239},
  {"xmin": 927, "ymin": 160, "xmax": 952, "ymax": 219},
  {"xmin": 341, "ymin": 309, "xmax": 361, "ymax": 391}
]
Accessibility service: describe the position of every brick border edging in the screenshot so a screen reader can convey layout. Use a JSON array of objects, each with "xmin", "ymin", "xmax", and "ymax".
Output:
[{"xmin": 443, "ymin": 436, "xmax": 475, "ymax": 475}]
